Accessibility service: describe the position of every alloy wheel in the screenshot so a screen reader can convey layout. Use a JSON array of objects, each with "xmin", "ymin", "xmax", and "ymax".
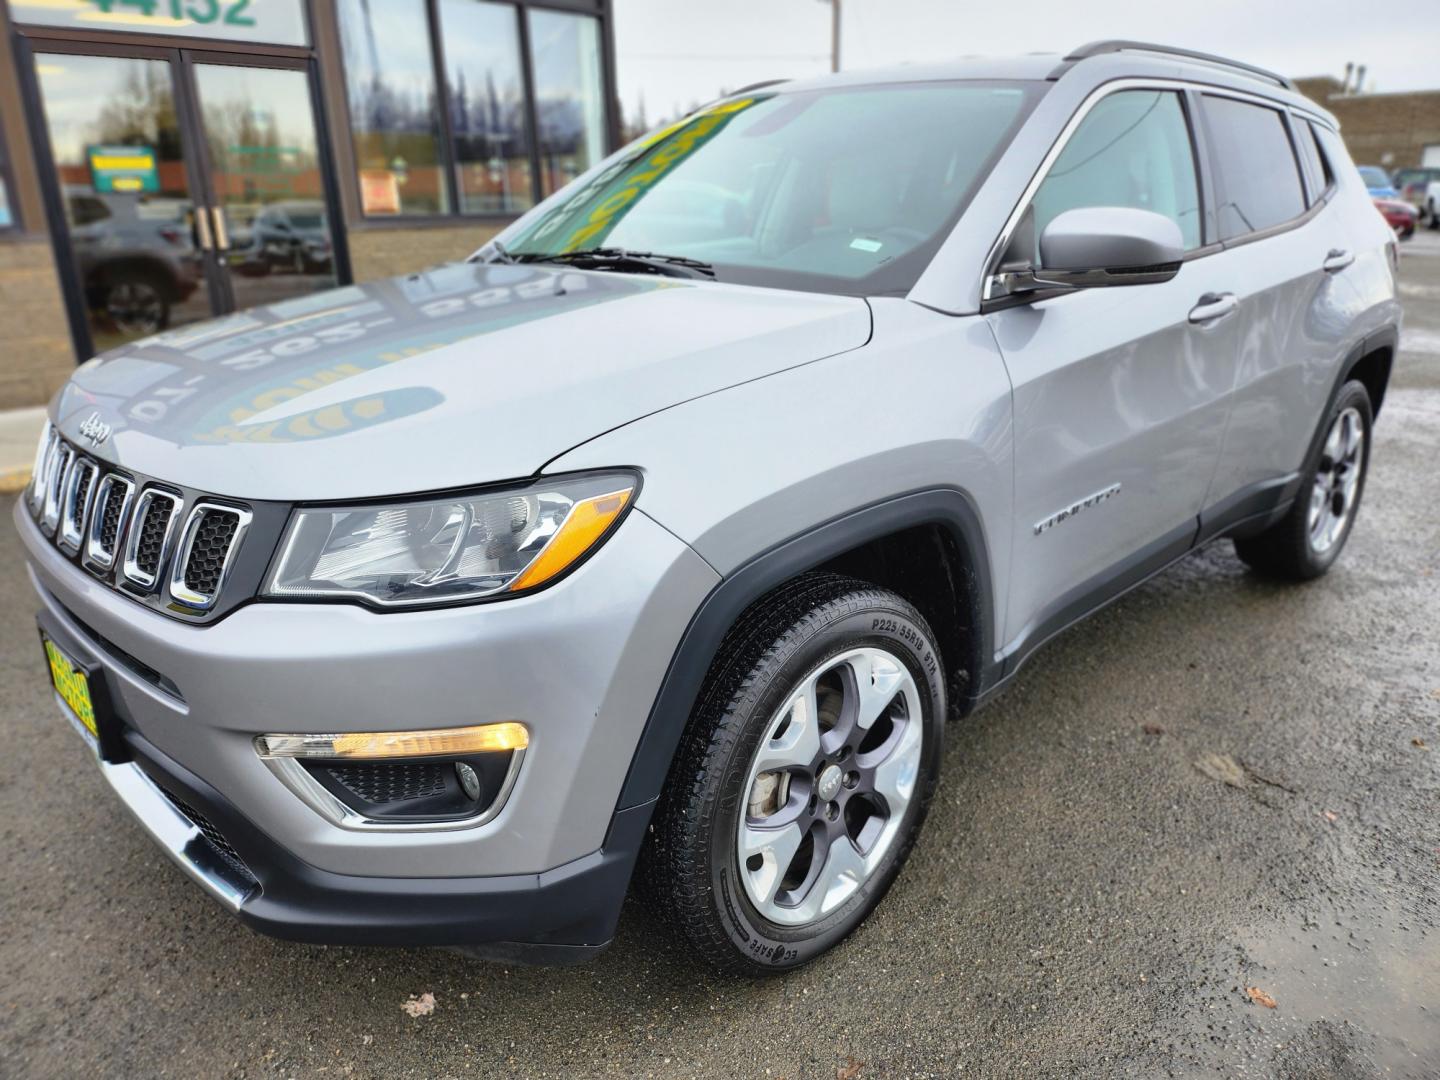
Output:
[
  {"xmin": 106, "ymin": 281, "xmax": 166, "ymax": 335},
  {"xmin": 736, "ymin": 647, "xmax": 923, "ymax": 926},
  {"xmin": 1308, "ymin": 405, "xmax": 1364, "ymax": 555}
]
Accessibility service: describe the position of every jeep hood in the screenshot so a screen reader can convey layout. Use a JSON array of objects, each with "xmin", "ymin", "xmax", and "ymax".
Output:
[{"xmin": 51, "ymin": 262, "xmax": 871, "ymax": 500}]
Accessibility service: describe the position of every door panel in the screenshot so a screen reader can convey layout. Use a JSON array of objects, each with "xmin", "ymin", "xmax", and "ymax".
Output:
[
  {"xmin": 32, "ymin": 52, "xmax": 213, "ymax": 352},
  {"xmin": 191, "ymin": 62, "xmax": 340, "ymax": 312},
  {"xmin": 989, "ymin": 262, "xmax": 1240, "ymax": 656},
  {"xmin": 1199, "ymin": 205, "xmax": 1361, "ymax": 506},
  {"xmin": 986, "ymin": 86, "xmax": 1239, "ymax": 658}
]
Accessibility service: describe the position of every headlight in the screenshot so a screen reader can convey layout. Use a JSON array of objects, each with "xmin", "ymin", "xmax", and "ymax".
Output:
[{"xmin": 263, "ymin": 472, "xmax": 636, "ymax": 607}]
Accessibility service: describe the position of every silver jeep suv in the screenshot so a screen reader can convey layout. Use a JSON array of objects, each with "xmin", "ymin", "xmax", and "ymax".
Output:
[{"xmin": 18, "ymin": 41, "xmax": 1401, "ymax": 973}]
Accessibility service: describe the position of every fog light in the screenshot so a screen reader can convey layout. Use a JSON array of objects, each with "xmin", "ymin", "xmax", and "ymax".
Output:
[
  {"xmin": 255, "ymin": 722, "xmax": 528, "ymax": 760},
  {"xmin": 455, "ymin": 761, "xmax": 482, "ymax": 800}
]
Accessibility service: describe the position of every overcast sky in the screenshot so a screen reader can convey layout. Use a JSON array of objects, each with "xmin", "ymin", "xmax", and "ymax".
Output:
[{"xmin": 614, "ymin": 0, "xmax": 1433, "ymax": 127}]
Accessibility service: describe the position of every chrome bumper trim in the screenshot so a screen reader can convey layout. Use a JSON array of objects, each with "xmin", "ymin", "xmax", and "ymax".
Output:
[{"xmin": 99, "ymin": 760, "xmax": 255, "ymax": 912}]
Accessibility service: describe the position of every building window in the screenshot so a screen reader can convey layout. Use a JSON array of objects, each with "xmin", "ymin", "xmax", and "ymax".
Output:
[
  {"xmin": 439, "ymin": 0, "xmax": 533, "ymax": 214},
  {"xmin": 337, "ymin": 0, "xmax": 608, "ymax": 219},
  {"xmin": 528, "ymin": 8, "xmax": 606, "ymax": 196},
  {"xmin": 337, "ymin": 0, "xmax": 450, "ymax": 216}
]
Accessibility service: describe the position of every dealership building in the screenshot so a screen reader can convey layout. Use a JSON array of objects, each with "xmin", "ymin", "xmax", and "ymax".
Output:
[{"xmin": 0, "ymin": 0, "xmax": 618, "ymax": 411}]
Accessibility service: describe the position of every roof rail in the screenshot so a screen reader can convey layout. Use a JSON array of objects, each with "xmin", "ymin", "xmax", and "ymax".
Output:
[{"xmin": 1052, "ymin": 40, "xmax": 1296, "ymax": 91}]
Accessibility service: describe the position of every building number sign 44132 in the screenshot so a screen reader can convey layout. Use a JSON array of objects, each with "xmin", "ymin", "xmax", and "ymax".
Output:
[{"xmin": 89, "ymin": 0, "xmax": 257, "ymax": 27}]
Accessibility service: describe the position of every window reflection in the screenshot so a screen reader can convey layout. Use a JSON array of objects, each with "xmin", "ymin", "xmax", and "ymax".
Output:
[
  {"xmin": 337, "ymin": 0, "xmax": 449, "ymax": 215},
  {"xmin": 34, "ymin": 54, "xmax": 211, "ymax": 350},
  {"xmin": 439, "ymin": 0, "xmax": 533, "ymax": 214},
  {"xmin": 527, "ymin": 9, "xmax": 606, "ymax": 196}
]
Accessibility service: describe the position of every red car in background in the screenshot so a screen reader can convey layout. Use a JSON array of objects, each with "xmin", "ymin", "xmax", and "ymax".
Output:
[
  {"xmin": 1392, "ymin": 167, "xmax": 1440, "ymax": 214},
  {"xmin": 1374, "ymin": 196, "xmax": 1417, "ymax": 239}
]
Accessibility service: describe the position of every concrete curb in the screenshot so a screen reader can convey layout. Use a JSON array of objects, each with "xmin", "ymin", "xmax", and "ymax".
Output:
[{"xmin": 0, "ymin": 468, "xmax": 31, "ymax": 496}]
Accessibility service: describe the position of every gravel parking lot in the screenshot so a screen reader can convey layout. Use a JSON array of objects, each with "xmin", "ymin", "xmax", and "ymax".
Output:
[{"xmin": 1, "ymin": 235, "xmax": 1437, "ymax": 1080}]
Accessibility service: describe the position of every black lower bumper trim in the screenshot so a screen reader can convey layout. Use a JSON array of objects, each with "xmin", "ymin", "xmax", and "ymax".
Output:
[{"xmin": 121, "ymin": 728, "xmax": 650, "ymax": 957}]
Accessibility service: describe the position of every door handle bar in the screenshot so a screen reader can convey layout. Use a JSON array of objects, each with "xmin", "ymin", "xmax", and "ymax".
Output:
[
  {"xmin": 1188, "ymin": 292, "xmax": 1238, "ymax": 324},
  {"xmin": 194, "ymin": 206, "xmax": 213, "ymax": 251},
  {"xmin": 210, "ymin": 206, "xmax": 230, "ymax": 252},
  {"xmin": 1323, "ymin": 248, "xmax": 1354, "ymax": 273}
]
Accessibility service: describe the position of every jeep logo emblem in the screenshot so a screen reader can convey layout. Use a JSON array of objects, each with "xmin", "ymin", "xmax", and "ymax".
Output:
[{"xmin": 78, "ymin": 412, "xmax": 112, "ymax": 448}]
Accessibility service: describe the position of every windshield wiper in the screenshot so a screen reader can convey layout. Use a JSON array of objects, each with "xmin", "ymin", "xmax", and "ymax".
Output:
[{"xmin": 514, "ymin": 247, "xmax": 715, "ymax": 279}]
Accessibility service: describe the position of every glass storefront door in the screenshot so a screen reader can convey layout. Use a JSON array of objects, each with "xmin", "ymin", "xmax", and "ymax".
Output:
[
  {"xmin": 191, "ymin": 60, "xmax": 339, "ymax": 312},
  {"xmin": 28, "ymin": 43, "xmax": 343, "ymax": 357},
  {"xmin": 33, "ymin": 51, "xmax": 213, "ymax": 353}
]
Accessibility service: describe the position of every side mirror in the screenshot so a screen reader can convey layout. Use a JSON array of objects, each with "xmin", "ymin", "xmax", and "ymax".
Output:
[
  {"xmin": 1026, "ymin": 207, "xmax": 1185, "ymax": 291},
  {"xmin": 1042, "ymin": 207, "xmax": 1186, "ymax": 288}
]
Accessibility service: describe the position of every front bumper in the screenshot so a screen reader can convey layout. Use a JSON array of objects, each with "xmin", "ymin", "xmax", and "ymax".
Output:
[
  {"xmin": 97, "ymin": 715, "xmax": 651, "ymax": 960},
  {"xmin": 19, "ymin": 499, "xmax": 718, "ymax": 951}
]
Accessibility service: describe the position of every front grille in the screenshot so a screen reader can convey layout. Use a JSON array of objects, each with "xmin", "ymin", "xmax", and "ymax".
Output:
[
  {"xmin": 328, "ymin": 762, "xmax": 449, "ymax": 805},
  {"xmin": 134, "ymin": 498, "xmax": 175, "ymax": 580},
  {"xmin": 160, "ymin": 788, "xmax": 256, "ymax": 883},
  {"xmin": 30, "ymin": 434, "xmax": 253, "ymax": 618},
  {"xmin": 181, "ymin": 509, "xmax": 240, "ymax": 597}
]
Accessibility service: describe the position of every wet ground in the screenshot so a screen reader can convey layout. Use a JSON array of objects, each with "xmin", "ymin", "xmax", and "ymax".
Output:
[{"xmin": 1, "ymin": 235, "xmax": 1437, "ymax": 1079}]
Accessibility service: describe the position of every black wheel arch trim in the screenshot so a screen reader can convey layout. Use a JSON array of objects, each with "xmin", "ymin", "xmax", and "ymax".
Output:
[{"xmin": 614, "ymin": 487, "xmax": 998, "ymax": 812}]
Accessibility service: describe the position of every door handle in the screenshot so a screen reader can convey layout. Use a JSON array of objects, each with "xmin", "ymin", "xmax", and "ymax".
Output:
[
  {"xmin": 1323, "ymin": 248, "xmax": 1354, "ymax": 273},
  {"xmin": 210, "ymin": 206, "xmax": 230, "ymax": 252},
  {"xmin": 194, "ymin": 206, "xmax": 213, "ymax": 251},
  {"xmin": 1188, "ymin": 292, "xmax": 1238, "ymax": 324}
]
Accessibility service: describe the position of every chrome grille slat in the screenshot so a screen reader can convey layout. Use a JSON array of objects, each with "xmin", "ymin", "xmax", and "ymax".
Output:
[
  {"xmin": 168, "ymin": 503, "xmax": 251, "ymax": 611},
  {"xmin": 123, "ymin": 489, "xmax": 183, "ymax": 590},
  {"xmin": 27, "ymin": 424, "xmax": 56, "ymax": 513},
  {"xmin": 59, "ymin": 458, "xmax": 99, "ymax": 552},
  {"xmin": 86, "ymin": 473, "xmax": 136, "ymax": 571},
  {"xmin": 40, "ymin": 443, "xmax": 73, "ymax": 533}
]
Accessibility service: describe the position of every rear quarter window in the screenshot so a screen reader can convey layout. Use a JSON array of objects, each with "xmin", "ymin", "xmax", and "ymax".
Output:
[{"xmin": 1201, "ymin": 95, "xmax": 1307, "ymax": 240}]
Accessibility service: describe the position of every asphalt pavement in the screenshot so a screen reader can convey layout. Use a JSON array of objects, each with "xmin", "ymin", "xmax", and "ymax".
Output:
[{"xmin": 1, "ymin": 234, "xmax": 1437, "ymax": 1079}]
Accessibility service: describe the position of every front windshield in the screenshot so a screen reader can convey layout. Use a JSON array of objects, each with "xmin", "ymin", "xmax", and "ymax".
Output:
[
  {"xmin": 1358, "ymin": 166, "xmax": 1391, "ymax": 187},
  {"xmin": 503, "ymin": 81, "xmax": 1041, "ymax": 296}
]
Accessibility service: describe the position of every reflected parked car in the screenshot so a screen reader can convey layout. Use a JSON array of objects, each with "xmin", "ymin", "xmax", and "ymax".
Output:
[
  {"xmin": 235, "ymin": 201, "xmax": 333, "ymax": 276},
  {"xmin": 66, "ymin": 189, "xmax": 202, "ymax": 336},
  {"xmin": 1392, "ymin": 166, "xmax": 1440, "ymax": 216},
  {"xmin": 1373, "ymin": 196, "xmax": 1417, "ymax": 238},
  {"xmin": 1356, "ymin": 165, "xmax": 1398, "ymax": 198}
]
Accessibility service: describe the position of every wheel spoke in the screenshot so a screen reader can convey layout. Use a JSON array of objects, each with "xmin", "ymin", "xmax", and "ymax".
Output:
[
  {"xmin": 849, "ymin": 651, "xmax": 906, "ymax": 732},
  {"xmin": 751, "ymin": 682, "xmax": 821, "ymax": 774},
  {"xmin": 1322, "ymin": 422, "xmax": 1343, "ymax": 465},
  {"xmin": 871, "ymin": 716, "xmax": 924, "ymax": 807},
  {"xmin": 813, "ymin": 835, "xmax": 867, "ymax": 917},
  {"xmin": 740, "ymin": 820, "xmax": 806, "ymax": 907},
  {"xmin": 1342, "ymin": 412, "xmax": 1361, "ymax": 460}
]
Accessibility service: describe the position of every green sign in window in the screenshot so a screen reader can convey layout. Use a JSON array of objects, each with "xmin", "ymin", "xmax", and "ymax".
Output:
[{"xmin": 88, "ymin": 145, "xmax": 159, "ymax": 193}]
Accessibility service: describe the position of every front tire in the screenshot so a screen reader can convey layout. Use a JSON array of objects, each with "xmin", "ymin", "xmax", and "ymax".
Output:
[
  {"xmin": 1234, "ymin": 379, "xmax": 1372, "ymax": 580},
  {"xmin": 645, "ymin": 574, "xmax": 946, "ymax": 974}
]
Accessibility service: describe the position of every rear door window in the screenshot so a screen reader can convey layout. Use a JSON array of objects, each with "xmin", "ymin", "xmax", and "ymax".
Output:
[
  {"xmin": 1032, "ymin": 89, "xmax": 1202, "ymax": 251},
  {"xmin": 1201, "ymin": 95, "xmax": 1306, "ymax": 239}
]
